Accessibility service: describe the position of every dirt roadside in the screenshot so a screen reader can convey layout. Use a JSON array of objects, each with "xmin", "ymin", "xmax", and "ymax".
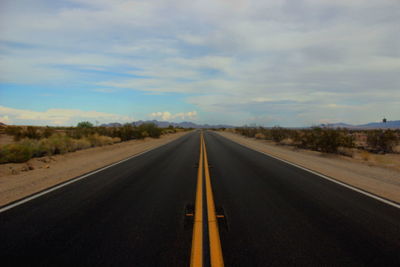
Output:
[
  {"xmin": 0, "ymin": 131, "xmax": 189, "ymax": 207},
  {"xmin": 218, "ymin": 131, "xmax": 400, "ymax": 204}
]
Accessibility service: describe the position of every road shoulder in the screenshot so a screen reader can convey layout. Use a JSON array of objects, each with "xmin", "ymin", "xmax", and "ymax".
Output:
[{"xmin": 217, "ymin": 131, "xmax": 400, "ymax": 204}]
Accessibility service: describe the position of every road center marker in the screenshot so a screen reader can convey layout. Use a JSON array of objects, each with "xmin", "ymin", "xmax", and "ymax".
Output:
[
  {"xmin": 190, "ymin": 132, "xmax": 224, "ymax": 267},
  {"xmin": 190, "ymin": 133, "xmax": 203, "ymax": 267}
]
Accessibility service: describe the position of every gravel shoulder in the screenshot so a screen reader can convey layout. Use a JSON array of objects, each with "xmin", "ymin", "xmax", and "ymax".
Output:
[
  {"xmin": 0, "ymin": 132, "xmax": 189, "ymax": 207},
  {"xmin": 218, "ymin": 131, "xmax": 400, "ymax": 204}
]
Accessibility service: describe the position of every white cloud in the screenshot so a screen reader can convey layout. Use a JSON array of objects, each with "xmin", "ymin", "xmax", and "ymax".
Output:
[
  {"xmin": 149, "ymin": 111, "xmax": 197, "ymax": 121},
  {"xmin": 1, "ymin": 0, "xmax": 399, "ymax": 126},
  {"xmin": 0, "ymin": 105, "xmax": 133, "ymax": 126},
  {"xmin": 0, "ymin": 115, "xmax": 11, "ymax": 124}
]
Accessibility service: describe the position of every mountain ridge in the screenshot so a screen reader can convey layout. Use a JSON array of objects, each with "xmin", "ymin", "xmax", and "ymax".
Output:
[
  {"xmin": 100, "ymin": 120, "xmax": 400, "ymax": 129},
  {"xmin": 101, "ymin": 120, "xmax": 234, "ymax": 129},
  {"xmin": 323, "ymin": 120, "xmax": 400, "ymax": 129}
]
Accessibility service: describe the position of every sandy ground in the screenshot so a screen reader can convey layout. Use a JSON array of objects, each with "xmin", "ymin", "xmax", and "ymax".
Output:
[
  {"xmin": 218, "ymin": 131, "xmax": 400, "ymax": 204},
  {"xmin": 0, "ymin": 132, "xmax": 189, "ymax": 207}
]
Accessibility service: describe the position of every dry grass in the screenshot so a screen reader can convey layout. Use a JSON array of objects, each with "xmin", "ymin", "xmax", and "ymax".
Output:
[
  {"xmin": 352, "ymin": 150, "xmax": 400, "ymax": 172},
  {"xmin": 0, "ymin": 134, "xmax": 121, "ymax": 164}
]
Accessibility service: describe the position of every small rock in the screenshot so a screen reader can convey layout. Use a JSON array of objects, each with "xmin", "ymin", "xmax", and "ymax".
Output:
[
  {"xmin": 20, "ymin": 166, "xmax": 29, "ymax": 172},
  {"xmin": 27, "ymin": 163, "xmax": 35, "ymax": 170},
  {"xmin": 44, "ymin": 165, "xmax": 50, "ymax": 169},
  {"xmin": 11, "ymin": 169, "xmax": 19, "ymax": 175}
]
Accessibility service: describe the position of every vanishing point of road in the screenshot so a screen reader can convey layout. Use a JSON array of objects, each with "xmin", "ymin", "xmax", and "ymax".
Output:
[{"xmin": 1, "ymin": 131, "xmax": 400, "ymax": 266}]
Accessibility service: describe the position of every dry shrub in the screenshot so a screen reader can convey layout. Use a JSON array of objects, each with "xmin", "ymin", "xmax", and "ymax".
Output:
[
  {"xmin": 367, "ymin": 130, "xmax": 399, "ymax": 153},
  {"xmin": 359, "ymin": 150, "xmax": 371, "ymax": 161},
  {"xmin": 87, "ymin": 134, "xmax": 120, "ymax": 147},
  {"xmin": 5, "ymin": 126, "xmax": 55, "ymax": 141},
  {"xmin": 254, "ymin": 133, "xmax": 266, "ymax": 139},
  {"xmin": 140, "ymin": 131, "xmax": 149, "ymax": 138},
  {"xmin": 271, "ymin": 127, "xmax": 288, "ymax": 143},
  {"xmin": 73, "ymin": 138, "xmax": 92, "ymax": 150}
]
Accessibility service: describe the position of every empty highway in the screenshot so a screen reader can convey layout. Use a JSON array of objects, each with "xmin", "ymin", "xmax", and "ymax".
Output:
[{"xmin": 1, "ymin": 131, "xmax": 400, "ymax": 266}]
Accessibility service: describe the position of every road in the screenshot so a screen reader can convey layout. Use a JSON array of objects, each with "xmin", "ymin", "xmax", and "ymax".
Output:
[{"xmin": 1, "ymin": 131, "xmax": 400, "ymax": 266}]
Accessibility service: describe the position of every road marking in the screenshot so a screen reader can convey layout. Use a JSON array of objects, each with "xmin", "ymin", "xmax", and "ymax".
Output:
[
  {"xmin": 217, "ymin": 133, "xmax": 400, "ymax": 209},
  {"xmin": 190, "ymin": 133, "xmax": 203, "ymax": 267},
  {"xmin": 202, "ymin": 133, "xmax": 225, "ymax": 267},
  {"xmin": 0, "ymin": 134, "xmax": 190, "ymax": 213},
  {"xmin": 191, "ymin": 132, "xmax": 225, "ymax": 266}
]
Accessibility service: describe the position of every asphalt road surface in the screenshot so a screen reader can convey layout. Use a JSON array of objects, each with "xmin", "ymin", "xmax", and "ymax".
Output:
[{"xmin": 1, "ymin": 131, "xmax": 400, "ymax": 266}]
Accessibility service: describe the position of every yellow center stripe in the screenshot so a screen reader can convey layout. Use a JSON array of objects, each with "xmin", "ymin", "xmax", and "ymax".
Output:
[
  {"xmin": 190, "ymin": 133, "xmax": 203, "ymax": 267},
  {"xmin": 202, "ymin": 134, "xmax": 224, "ymax": 267},
  {"xmin": 190, "ymin": 132, "xmax": 224, "ymax": 267}
]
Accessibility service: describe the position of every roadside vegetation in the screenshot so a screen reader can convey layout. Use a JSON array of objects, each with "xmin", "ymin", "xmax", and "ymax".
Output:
[
  {"xmin": 234, "ymin": 126, "xmax": 400, "ymax": 156},
  {"xmin": 0, "ymin": 123, "xmax": 188, "ymax": 164}
]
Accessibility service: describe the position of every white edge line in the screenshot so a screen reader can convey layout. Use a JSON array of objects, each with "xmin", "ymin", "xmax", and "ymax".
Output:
[
  {"xmin": 216, "ymin": 132, "xmax": 400, "ymax": 209},
  {"xmin": 0, "ymin": 134, "xmax": 189, "ymax": 214}
]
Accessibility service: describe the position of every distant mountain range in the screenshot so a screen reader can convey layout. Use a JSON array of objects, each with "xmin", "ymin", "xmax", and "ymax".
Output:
[
  {"xmin": 322, "ymin": 120, "xmax": 400, "ymax": 129},
  {"xmin": 101, "ymin": 119, "xmax": 400, "ymax": 129},
  {"xmin": 101, "ymin": 120, "xmax": 234, "ymax": 129},
  {"xmin": 1, "ymin": 119, "xmax": 397, "ymax": 129}
]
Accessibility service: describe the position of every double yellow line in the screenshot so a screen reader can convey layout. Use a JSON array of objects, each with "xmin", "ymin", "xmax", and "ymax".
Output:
[{"xmin": 190, "ymin": 132, "xmax": 224, "ymax": 267}]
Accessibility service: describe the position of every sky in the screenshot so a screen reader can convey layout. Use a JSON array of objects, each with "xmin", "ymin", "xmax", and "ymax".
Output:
[{"xmin": 0, "ymin": 0, "xmax": 399, "ymax": 127}]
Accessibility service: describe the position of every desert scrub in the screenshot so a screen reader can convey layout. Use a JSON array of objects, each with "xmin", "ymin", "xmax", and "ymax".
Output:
[
  {"xmin": 5, "ymin": 126, "xmax": 55, "ymax": 141},
  {"xmin": 0, "ymin": 122, "xmax": 174, "ymax": 164},
  {"xmin": 0, "ymin": 134, "xmax": 121, "ymax": 164},
  {"xmin": 138, "ymin": 123, "xmax": 162, "ymax": 138},
  {"xmin": 367, "ymin": 129, "xmax": 399, "ymax": 153},
  {"xmin": 86, "ymin": 134, "xmax": 120, "ymax": 146},
  {"xmin": 235, "ymin": 126, "xmax": 356, "ymax": 154},
  {"xmin": 0, "ymin": 142, "xmax": 35, "ymax": 163}
]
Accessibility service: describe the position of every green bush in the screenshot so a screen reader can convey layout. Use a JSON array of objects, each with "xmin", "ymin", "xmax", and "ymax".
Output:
[{"xmin": 77, "ymin": 121, "xmax": 94, "ymax": 128}]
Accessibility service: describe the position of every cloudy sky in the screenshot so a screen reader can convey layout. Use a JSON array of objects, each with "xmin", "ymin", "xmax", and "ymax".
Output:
[{"xmin": 0, "ymin": 0, "xmax": 399, "ymax": 126}]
